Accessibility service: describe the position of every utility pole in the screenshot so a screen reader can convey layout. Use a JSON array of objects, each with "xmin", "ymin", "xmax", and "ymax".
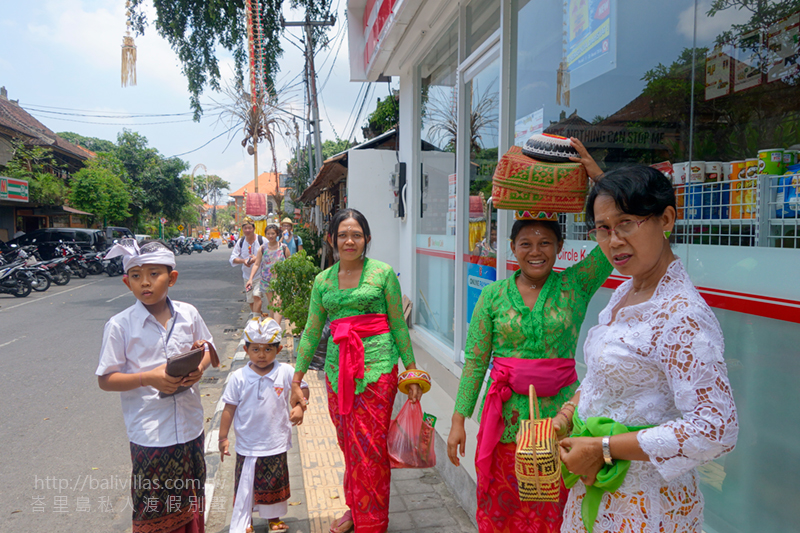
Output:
[{"xmin": 282, "ymin": 14, "xmax": 335, "ymax": 177}]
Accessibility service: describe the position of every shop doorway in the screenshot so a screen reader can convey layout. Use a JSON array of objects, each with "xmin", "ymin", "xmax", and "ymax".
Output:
[{"xmin": 459, "ymin": 44, "xmax": 500, "ymax": 352}]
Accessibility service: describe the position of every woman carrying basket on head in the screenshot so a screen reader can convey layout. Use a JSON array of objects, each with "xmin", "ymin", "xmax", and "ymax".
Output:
[
  {"xmin": 291, "ymin": 208, "xmax": 428, "ymax": 533},
  {"xmin": 447, "ymin": 140, "xmax": 609, "ymax": 533}
]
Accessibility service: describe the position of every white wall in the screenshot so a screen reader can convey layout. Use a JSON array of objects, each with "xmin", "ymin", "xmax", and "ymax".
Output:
[{"xmin": 346, "ymin": 149, "xmax": 401, "ymax": 274}]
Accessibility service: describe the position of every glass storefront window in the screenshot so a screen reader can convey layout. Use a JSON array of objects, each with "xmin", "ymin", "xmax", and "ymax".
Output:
[
  {"xmin": 416, "ymin": 20, "xmax": 459, "ymax": 347},
  {"xmin": 512, "ymin": 2, "xmax": 800, "ymax": 532},
  {"xmin": 462, "ymin": 54, "xmax": 500, "ymax": 335},
  {"xmin": 466, "ymin": 0, "xmax": 500, "ymax": 57}
]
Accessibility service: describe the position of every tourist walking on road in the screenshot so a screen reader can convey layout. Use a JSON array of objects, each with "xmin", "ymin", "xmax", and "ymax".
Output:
[
  {"xmin": 558, "ymin": 166, "xmax": 738, "ymax": 533},
  {"xmin": 230, "ymin": 217, "xmax": 264, "ymax": 317},
  {"xmin": 280, "ymin": 217, "xmax": 303, "ymax": 256},
  {"xmin": 291, "ymin": 208, "xmax": 427, "ymax": 533},
  {"xmin": 247, "ymin": 223, "xmax": 289, "ymax": 326}
]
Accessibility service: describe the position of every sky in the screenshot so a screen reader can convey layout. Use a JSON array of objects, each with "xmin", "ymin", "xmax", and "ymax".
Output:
[{"xmin": 0, "ymin": 0, "xmax": 388, "ymax": 199}]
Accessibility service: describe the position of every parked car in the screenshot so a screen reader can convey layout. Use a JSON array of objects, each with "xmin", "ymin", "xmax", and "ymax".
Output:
[{"xmin": 6, "ymin": 228, "xmax": 106, "ymax": 260}]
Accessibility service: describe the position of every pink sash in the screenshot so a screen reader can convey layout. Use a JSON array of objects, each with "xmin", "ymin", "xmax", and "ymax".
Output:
[
  {"xmin": 475, "ymin": 357, "xmax": 577, "ymax": 491},
  {"xmin": 330, "ymin": 313, "xmax": 391, "ymax": 415}
]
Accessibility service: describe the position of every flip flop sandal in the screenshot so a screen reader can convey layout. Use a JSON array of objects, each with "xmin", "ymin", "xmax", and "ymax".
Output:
[
  {"xmin": 268, "ymin": 520, "xmax": 290, "ymax": 531},
  {"xmin": 329, "ymin": 510, "xmax": 354, "ymax": 533}
]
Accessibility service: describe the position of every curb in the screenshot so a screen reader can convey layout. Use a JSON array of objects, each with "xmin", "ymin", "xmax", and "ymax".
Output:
[{"xmin": 203, "ymin": 338, "xmax": 246, "ymax": 521}]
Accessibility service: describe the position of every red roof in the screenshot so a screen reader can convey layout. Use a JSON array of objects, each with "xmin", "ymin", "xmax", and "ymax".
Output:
[
  {"xmin": 0, "ymin": 96, "xmax": 95, "ymax": 162},
  {"xmin": 229, "ymin": 172, "xmax": 288, "ymax": 198}
]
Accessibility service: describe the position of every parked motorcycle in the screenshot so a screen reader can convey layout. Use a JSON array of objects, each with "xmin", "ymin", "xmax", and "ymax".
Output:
[
  {"xmin": 55, "ymin": 243, "xmax": 89, "ymax": 278},
  {"xmin": 0, "ymin": 261, "xmax": 32, "ymax": 297},
  {"xmin": 203, "ymin": 240, "xmax": 218, "ymax": 252}
]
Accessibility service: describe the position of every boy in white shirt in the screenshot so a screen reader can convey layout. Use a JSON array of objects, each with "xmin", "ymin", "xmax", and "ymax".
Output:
[
  {"xmin": 96, "ymin": 239, "xmax": 219, "ymax": 533},
  {"xmin": 219, "ymin": 317, "xmax": 309, "ymax": 533}
]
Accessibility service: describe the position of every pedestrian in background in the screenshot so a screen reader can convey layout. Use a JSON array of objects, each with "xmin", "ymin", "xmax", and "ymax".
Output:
[
  {"xmin": 290, "ymin": 208, "xmax": 427, "ymax": 533},
  {"xmin": 95, "ymin": 239, "xmax": 219, "ymax": 533},
  {"xmin": 280, "ymin": 217, "xmax": 303, "ymax": 256},
  {"xmin": 247, "ymin": 223, "xmax": 289, "ymax": 326},
  {"xmin": 218, "ymin": 317, "xmax": 309, "ymax": 533},
  {"xmin": 559, "ymin": 166, "xmax": 738, "ymax": 533},
  {"xmin": 230, "ymin": 217, "xmax": 264, "ymax": 317}
]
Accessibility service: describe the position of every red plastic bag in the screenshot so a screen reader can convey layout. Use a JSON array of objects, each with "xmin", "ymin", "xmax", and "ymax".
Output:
[{"xmin": 387, "ymin": 400, "xmax": 436, "ymax": 469}]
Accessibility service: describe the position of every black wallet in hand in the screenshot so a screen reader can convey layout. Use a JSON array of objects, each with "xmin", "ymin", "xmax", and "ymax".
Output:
[{"xmin": 158, "ymin": 347, "xmax": 205, "ymax": 398}]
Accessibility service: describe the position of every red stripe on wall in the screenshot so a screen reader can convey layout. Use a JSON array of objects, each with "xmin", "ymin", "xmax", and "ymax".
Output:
[
  {"xmin": 419, "ymin": 251, "xmax": 800, "ymax": 323},
  {"xmin": 416, "ymin": 248, "xmax": 455, "ymax": 260}
]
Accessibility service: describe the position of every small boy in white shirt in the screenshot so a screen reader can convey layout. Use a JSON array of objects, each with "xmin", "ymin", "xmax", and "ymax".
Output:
[
  {"xmin": 96, "ymin": 239, "xmax": 219, "ymax": 533},
  {"xmin": 219, "ymin": 317, "xmax": 309, "ymax": 533}
]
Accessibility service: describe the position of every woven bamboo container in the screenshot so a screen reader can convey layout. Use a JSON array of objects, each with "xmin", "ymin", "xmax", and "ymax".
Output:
[
  {"xmin": 491, "ymin": 146, "xmax": 588, "ymax": 213},
  {"xmin": 514, "ymin": 384, "xmax": 562, "ymax": 502}
]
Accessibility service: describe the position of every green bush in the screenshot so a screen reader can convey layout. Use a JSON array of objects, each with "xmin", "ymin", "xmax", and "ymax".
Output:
[
  {"xmin": 293, "ymin": 225, "xmax": 323, "ymax": 263},
  {"xmin": 269, "ymin": 250, "xmax": 320, "ymax": 335}
]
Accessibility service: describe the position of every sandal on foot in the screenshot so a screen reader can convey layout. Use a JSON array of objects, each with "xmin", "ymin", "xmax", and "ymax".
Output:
[
  {"xmin": 329, "ymin": 510, "xmax": 354, "ymax": 533},
  {"xmin": 268, "ymin": 519, "xmax": 290, "ymax": 531}
]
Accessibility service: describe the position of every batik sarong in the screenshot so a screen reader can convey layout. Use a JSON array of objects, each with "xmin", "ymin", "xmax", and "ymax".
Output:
[
  {"xmin": 327, "ymin": 368, "xmax": 397, "ymax": 533},
  {"xmin": 475, "ymin": 441, "xmax": 567, "ymax": 533},
  {"xmin": 231, "ymin": 452, "xmax": 290, "ymax": 532},
  {"xmin": 129, "ymin": 433, "xmax": 205, "ymax": 533}
]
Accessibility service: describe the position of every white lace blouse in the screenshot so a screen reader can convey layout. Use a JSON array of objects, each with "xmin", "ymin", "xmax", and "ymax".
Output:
[{"xmin": 562, "ymin": 259, "xmax": 738, "ymax": 533}]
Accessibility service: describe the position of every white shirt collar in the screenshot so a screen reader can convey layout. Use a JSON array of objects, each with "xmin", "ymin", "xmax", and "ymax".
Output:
[
  {"xmin": 244, "ymin": 361, "xmax": 280, "ymax": 383},
  {"xmin": 130, "ymin": 297, "xmax": 175, "ymax": 327}
]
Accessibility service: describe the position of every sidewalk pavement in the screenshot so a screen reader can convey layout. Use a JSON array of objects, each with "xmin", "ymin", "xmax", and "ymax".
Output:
[{"xmin": 203, "ymin": 321, "xmax": 477, "ymax": 533}]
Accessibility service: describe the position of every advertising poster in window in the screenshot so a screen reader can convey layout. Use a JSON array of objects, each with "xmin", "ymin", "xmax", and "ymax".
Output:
[
  {"xmin": 563, "ymin": 0, "xmax": 616, "ymax": 89},
  {"xmin": 446, "ymin": 173, "xmax": 457, "ymax": 236},
  {"xmin": 734, "ymin": 29, "xmax": 764, "ymax": 92},
  {"xmin": 705, "ymin": 45, "xmax": 732, "ymax": 100},
  {"xmin": 767, "ymin": 12, "xmax": 800, "ymax": 84},
  {"xmin": 514, "ymin": 108, "xmax": 544, "ymax": 147}
]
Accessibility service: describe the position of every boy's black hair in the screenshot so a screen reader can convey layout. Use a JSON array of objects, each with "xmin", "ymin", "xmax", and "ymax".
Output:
[
  {"xmin": 585, "ymin": 166, "xmax": 676, "ymax": 228},
  {"xmin": 510, "ymin": 220, "xmax": 563, "ymax": 244},
  {"xmin": 328, "ymin": 208, "xmax": 372, "ymax": 254},
  {"xmin": 244, "ymin": 341, "xmax": 281, "ymax": 349}
]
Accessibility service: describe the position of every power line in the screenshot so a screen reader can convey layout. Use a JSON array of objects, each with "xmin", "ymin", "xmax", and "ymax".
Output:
[
  {"xmin": 348, "ymin": 82, "xmax": 373, "ymax": 143},
  {"xmin": 167, "ymin": 122, "xmax": 243, "ymax": 158},
  {"xmin": 341, "ymin": 82, "xmax": 366, "ymax": 140},
  {"xmin": 23, "ymin": 113, "xmax": 209, "ymax": 126},
  {"xmin": 19, "ymin": 102, "xmax": 221, "ymax": 117}
]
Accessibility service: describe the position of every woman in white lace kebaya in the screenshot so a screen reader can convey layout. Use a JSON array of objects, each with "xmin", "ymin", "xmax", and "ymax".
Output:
[{"xmin": 556, "ymin": 166, "xmax": 738, "ymax": 533}]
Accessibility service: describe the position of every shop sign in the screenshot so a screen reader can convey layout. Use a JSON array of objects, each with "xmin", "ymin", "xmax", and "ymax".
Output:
[
  {"xmin": 363, "ymin": 0, "xmax": 398, "ymax": 70},
  {"xmin": 767, "ymin": 12, "xmax": 800, "ymax": 84},
  {"xmin": 705, "ymin": 45, "xmax": 733, "ymax": 101},
  {"xmin": 0, "ymin": 176, "xmax": 29, "ymax": 202},
  {"xmin": 466, "ymin": 263, "xmax": 496, "ymax": 324},
  {"xmin": 564, "ymin": 0, "xmax": 616, "ymax": 89},
  {"xmin": 734, "ymin": 29, "xmax": 763, "ymax": 92},
  {"xmin": 515, "ymin": 108, "xmax": 544, "ymax": 146},
  {"xmin": 552, "ymin": 125, "xmax": 670, "ymax": 149}
]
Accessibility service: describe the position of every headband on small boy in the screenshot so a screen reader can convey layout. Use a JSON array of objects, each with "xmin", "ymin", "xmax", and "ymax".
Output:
[
  {"xmin": 106, "ymin": 238, "xmax": 176, "ymax": 273},
  {"xmin": 243, "ymin": 316, "xmax": 282, "ymax": 345}
]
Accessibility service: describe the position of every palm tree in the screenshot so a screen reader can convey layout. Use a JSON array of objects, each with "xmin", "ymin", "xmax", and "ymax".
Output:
[{"xmin": 426, "ymin": 81, "xmax": 499, "ymax": 156}]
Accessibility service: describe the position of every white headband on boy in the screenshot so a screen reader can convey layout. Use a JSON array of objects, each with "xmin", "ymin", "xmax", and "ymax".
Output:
[
  {"xmin": 106, "ymin": 238, "xmax": 176, "ymax": 273},
  {"xmin": 243, "ymin": 317, "xmax": 282, "ymax": 344}
]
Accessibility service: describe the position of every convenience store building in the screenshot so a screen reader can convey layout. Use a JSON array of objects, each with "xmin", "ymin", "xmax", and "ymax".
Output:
[{"xmin": 345, "ymin": 1, "xmax": 800, "ymax": 531}]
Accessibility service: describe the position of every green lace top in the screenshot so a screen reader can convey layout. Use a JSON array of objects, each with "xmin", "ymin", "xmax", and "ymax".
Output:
[
  {"xmin": 454, "ymin": 245, "xmax": 612, "ymax": 443},
  {"xmin": 295, "ymin": 258, "xmax": 415, "ymax": 394}
]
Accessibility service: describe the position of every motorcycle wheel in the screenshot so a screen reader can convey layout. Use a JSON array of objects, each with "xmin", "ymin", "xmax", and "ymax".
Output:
[
  {"xmin": 13, "ymin": 280, "xmax": 32, "ymax": 298},
  {"xmin": 31, "ymin": 272, "xmax": 51, "ymax": 292},
  {"xmin": 106, "ymin": 263, "xmax": 121, "ymax": 277},
  {"xmin": 88, "ymin": 262, "xmax": 104, "ymax": 275},
  {"xmin": 76, "ymin": 266, "xmax": 88, "ymax": 279},
  {"xmin": 52, "ymin": 268, "xmax": 71, "ymax": 286}
]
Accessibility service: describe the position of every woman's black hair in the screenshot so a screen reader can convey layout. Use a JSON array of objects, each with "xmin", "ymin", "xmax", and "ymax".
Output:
[
  {"xmin": 585, "ymin": 166, "xmax": 676, "ymax": 228},
  {"xmin": 328, "ymin": 208, "xmax": 372, "ymax": 254},
  {"xmin": 265, "ymin": 223, "xmax": 280, "ymax": 235},
  {"xmin": 510, "ymin": 220, "xmax": 563, "ymax": 244}
]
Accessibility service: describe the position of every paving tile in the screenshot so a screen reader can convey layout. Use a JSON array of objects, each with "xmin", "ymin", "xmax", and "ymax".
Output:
[
  {"xmin": 408, "ymin": 507, "xmax": 458, "ymax": 527},
  {"xmin": 386, "ymin": 511, "xmax": 416, "ymax": 531},
  {"xmin": 394, "ymin": 477, "xmax": 436, "ymax": 495},
  {"xmin": 400, "ymin": 490, "xmax": 446, "ymax": 511}
]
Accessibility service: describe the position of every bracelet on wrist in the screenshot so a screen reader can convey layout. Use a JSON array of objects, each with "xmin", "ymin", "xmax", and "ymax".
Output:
[
  {"xmin": 602, "ymin": 435, "xmax": 613, "ymax": 465},
  {"xmin": 218, "ymin": 436, "xmax": 229, "ymax": 441}
]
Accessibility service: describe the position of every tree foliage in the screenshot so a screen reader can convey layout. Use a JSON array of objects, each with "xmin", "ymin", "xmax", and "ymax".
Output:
[
  {"xmin": 69, "ymin": 155, "xmax": 132, "ymax": 224},
  {"xmin": 129, "ymin": 0, "xmax": 335, "ymax": 119},
  {"xmin": 1, "ymin": 141, "xmax": 69, "ymax": 205},
  {"xmin": 194, "ymin": 174, "xmax": 230, "ymax": 206},
  {"xmin": 363, "ymin": 90, "xmax": 399, "ymax": 139},
  {"xmin": 286, "ymin": 138, "xmax": 352, "ymax": 200},
  {"xmin": 57, "ymin": 132, "xmax": 116, "ymax": 153}
]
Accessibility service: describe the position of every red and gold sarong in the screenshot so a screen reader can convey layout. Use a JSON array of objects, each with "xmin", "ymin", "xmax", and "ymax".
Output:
[
  {"xmin": 326, "ymin": 368, "xmax": 398, "ymax": 533},
  {"xmin": 475, "ymin": 441, "xmax": 567, "ymax": 533}
]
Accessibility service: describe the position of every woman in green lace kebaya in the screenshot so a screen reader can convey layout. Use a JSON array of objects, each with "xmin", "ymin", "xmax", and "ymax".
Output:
[
  {"xmin": 447, "ymin": 139, "xmax": 610, "ymax": 533},
  {"xmin": 290, "ymin": 209, "xmax": 423, "ymax": 533}
]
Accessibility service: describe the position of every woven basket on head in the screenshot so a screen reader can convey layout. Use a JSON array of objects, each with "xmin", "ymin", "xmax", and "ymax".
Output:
[
  {"xmin": 492, "ymin": 146, "xmax": 588, "ymax": 213},
  {"xmin": 514, "ymin": 384, "xmax": 562, "ymax": 502}
]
